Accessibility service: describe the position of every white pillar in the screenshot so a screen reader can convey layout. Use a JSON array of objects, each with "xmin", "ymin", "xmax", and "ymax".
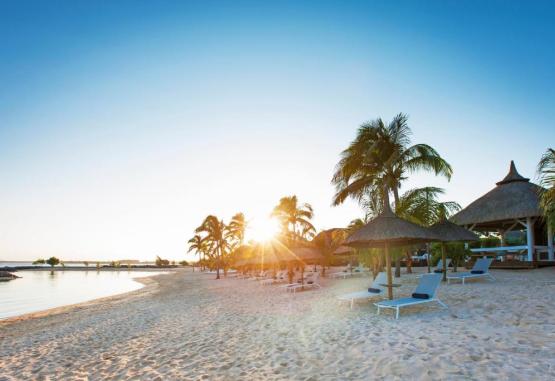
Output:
[
  {"xmin": 526, "ymin": 217, "xmax": 535, "ymax": 262},
  {"xmin": 548, "ymin": 223, "xmax": 554, "ymax": 261}
]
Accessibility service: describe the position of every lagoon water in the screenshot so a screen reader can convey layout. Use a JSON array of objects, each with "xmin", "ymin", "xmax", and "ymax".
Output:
[{"xmin": 0, "ymin": 270, "xmax": 164, "ymax": 319}]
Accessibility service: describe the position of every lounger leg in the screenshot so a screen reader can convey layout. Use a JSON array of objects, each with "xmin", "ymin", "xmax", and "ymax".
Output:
[
  {"xmin": 395, "ymin": 307, "xmax": 399, "ymax": 320},
  {"xmin": 488, "ymin": 274, "xmax": 495, "ymax": 281},
  {"xmin": 377, "ymin": 306, "xmax": 380, "ymax": 315},
  {"xmin": 462, "ymin": 277, "xmax": 465, "ymax": 285},
  {"xmin": 437, "ymin": 299, "xmax": 448, "ymax": 309},
  {"xmin": 350, "ymin": 299, "xmax": 354, "ymax": 310}
]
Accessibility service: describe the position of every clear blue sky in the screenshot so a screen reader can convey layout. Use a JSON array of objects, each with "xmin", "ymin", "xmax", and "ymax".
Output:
[{"xmin": 1, "ymin": 1, "xmax": 553, "ymax": 261}]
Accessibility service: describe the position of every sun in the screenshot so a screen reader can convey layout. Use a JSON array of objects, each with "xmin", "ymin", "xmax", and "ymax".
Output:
[{"xmin": 248, "ymin": 217, "xmax": 280, "ymax": 242}]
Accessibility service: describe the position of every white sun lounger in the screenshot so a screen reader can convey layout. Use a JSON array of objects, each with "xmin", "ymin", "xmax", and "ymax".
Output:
[
  {"xmin": 286, "ymin": 273, "xmax": 320, "ymax": 293},
  {"xmin": 374, "ymin": 273, "xmax": 447, "ymax": 319},
  {"xmin": 330, "ymin": 266, "xmax": 369, "ymax": 279},
  {"xmin": 337, "ymin": 272, "xmax": 387, "ymax": 309},
  {"xmin": 447, "ymin": 258, "xmax": 495, "ymax": 285},
  {"xmin": 261, "ymin": 270, "xmax": 287, "ymax": 285}
]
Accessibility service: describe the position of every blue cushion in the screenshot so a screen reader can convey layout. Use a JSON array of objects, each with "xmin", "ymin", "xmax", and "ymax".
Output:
[
  {"xmin": 471, "ymin": 270, "xmax": 484, "ymax": 274},
  {"xmin": 368, "ymin": 287, "xmax": 381, "ymax": 293},
  {"xmin": 412, "ymin": 293, "xmax": 430, "ymax": 299}
]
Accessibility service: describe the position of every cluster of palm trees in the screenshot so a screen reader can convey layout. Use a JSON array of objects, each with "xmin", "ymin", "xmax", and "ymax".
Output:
[
  {"xmin": 188, "ymin": 213, "xmax": 246, "ymax": 279},
  {"xmin": 271, "ymin": 195, "xmax": 316, "ymax": 245},
  {"xmin": 188, "ymin": 196, "xmax": 319, "ymax": 279},
  {"xmin": 187, "ymin": 114, "xmax": 554, "ymax": 279},
  {"xmin": 332, "ymin": 114, "xmax": 460, "ymax": 275}
]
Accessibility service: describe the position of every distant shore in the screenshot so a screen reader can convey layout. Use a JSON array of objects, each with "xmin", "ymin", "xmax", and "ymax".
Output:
[{"xmin": 1, "ymin": 265, "xmax": 184, "ymax": 272}]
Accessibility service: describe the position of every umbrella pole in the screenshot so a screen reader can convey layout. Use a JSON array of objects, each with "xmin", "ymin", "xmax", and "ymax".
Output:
[
  {"xmin": 427, "ymin": 243, "xmax": 431, "ymax": 273},
  {"xmin": 442, "ymin": 243, "xmax": 447, "ymax": 282},
  {"xmin": 385, "ymin": 242, "xmax": 393, "ymax": 300}
]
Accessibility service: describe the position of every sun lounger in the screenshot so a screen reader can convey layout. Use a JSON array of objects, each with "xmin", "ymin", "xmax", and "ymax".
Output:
[
  {"xmin": 330, "ymin": 268, "xmax": 354, "ymax": 279},
  {"xmin": 331, "ymin": 265, "xmax": 371, "ymax": 279},
  {"xmin": 417, "ymin": 258, "xmax": 452, "ymax": 278},
  {"xmin": 433, "ymin": 258, "xmax": 451, "ymax": 273},
  {"xmin": 261, "ymin": 270, "xmax": 287, "ymax": 285},
  {"xmin": 337, "ymin": 272, "xmax": 387, "ymax": 309},
  {"xmin": 374, "ymin": 273, "xmax": 447, "ymax": 319},
  {"xmin": 286, "ymin": 273, "xmax": 320, "ymax": 293},
  {"xmin": 447, "ymin": 258, "xmax": 494, "ymax": 285}
]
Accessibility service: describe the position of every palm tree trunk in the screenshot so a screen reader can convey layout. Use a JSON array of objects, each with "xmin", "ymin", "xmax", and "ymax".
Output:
[
  {"xmin": 395, "ymin": 255, "xmax": 401, "ymax": 278},
  {"xmin": 405, "ymin": 251, "xmax": 413, "ymax": 273},
  {"xmin": 441, "ymin": 243, "xmax": 447, "ymax": 282},
  {"xmin": 216, "ymin": 244, "xmax": 221, "ymax": 280},
  {"xmin": 385, "ymin": 243, "xmax": 393, "ymax": 300}
]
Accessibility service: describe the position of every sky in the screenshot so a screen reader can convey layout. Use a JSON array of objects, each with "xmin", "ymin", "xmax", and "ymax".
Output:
[{"xmin": 1, "ymin": 0, "xmax": 554, "ymax": 262}]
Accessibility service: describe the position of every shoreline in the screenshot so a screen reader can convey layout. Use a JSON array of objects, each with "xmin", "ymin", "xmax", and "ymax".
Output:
[{"xmin": 0, "ymin": 270, "xmax": 173, "ymax": 326}]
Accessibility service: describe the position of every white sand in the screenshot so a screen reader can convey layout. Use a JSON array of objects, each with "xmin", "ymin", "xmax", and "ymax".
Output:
[{"xmin": 1, "ymin": 267, "xmax": 554, "ymax": 380}]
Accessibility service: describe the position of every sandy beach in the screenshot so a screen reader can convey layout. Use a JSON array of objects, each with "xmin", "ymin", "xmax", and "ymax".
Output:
[{"xmin": 1, "ymin": 267, "xmax": 554, "ymax": 380}]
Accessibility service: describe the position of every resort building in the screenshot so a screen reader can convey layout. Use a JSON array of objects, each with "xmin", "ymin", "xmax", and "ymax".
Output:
[{"xmin": 451, "ymin": 161, "xmax": 554, "ymax": 267}]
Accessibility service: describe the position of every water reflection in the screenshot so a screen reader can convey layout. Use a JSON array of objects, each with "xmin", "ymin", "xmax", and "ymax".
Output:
[{"xmin": 0, "ymin": 270, "xmax": 164, "ymax": 319}]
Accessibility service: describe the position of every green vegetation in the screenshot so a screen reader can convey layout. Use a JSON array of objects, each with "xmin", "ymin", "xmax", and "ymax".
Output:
[
  {"xmin": 332, "ymin": 114, "xmax": 454, "ymax": 276},
  {"xmin": 33, "ymin": 259, "xmax": 45, "ymax": 265},
  {"xmin": 538, "ymin": 148, "xmax": 555, "ymax": 229},
  {"xmin": 46, "ymin": 257, "xmax": 60, "ymax": 268},
  {"xmin": 155, "ymin": 256, "xmax": 170, "ymax": 266},
  {"xmin": 188, "ymin": 212, "xmax": 248, "ymax": 279},
  {"xmin": 272, "ymin": 196, "xmax": 315, "ymax": 244}
]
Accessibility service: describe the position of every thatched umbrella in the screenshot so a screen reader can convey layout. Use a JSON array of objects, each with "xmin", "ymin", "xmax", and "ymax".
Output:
[
  {"xmin": 272, "ymin": 246, "xmax": 323, "ymax": 284},
  {"xmin": 346, "ymin": 201, "xmax": 438, "ymax": 299},
  {"xmin": 428, "ymin": 220, "xmax": 479, "ymax": 281},
  {"xmin": 333, "ymin": 245, "xmax": 357, "ymax": 273}
]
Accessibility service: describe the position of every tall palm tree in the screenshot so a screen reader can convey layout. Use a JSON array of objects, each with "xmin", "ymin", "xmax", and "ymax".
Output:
[
  {"xmin": 227, "ymin": 212, "xmax": 247, "ymax": 246},
  {"xmin": 187, "ymin": 234, "xmax": 206, "ymax": 271},
  {"xmin": 195, "ymin": 215, "xmax": 228, "ymax": 279},
  {"xmin": 332, "ymin": 113, "xmax": 452, "ymax": 209},
  {"xmin": 271, "ymin": 195, "xmax": 315, "ymax": 245},
  {"xmin": 538, "ymin": 148, "xmax": 555, "ymax": 229}
]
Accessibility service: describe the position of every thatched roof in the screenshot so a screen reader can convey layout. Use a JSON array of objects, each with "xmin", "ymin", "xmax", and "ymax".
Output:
[
  {"xmin": 428, "ymin": 220, "xmax": 478, "ymax": 242},
  {"xmin": 345, "ymin": 205, "xmax": 438, "ymax": 248},
  {"xmin": 291, "ymin": 247, "xmax": 324, "ymax": 261},
  {"xmin": 450, "ymin": 161, "xmax": 543, "ymax": 229},
  {"xmin": 333, "ymin": 245, "xmax": 354, "ymax": 255}
]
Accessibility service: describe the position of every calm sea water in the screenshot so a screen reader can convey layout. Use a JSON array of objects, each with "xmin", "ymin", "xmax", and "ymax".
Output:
[{"xmin": 0, "ymin": 270, "xmax": 164, "ymax": 319}]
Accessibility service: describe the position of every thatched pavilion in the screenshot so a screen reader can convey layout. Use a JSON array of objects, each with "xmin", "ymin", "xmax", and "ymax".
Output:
[{"xmin": 451, "ymin": 161, "xmax": 553, "ymax": 266}]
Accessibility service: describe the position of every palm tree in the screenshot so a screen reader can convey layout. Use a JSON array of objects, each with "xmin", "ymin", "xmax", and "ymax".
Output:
[
  {"xmin": 395, "ymin": 187, "xmax": 461, "ymax": 226},
  {"xmin": 538, "ymin": 148, "xmax": 555, "ymax": 229},
  {"xmin": 227, "ymin": 212, "xmax": 247, "ymax": 246},
  {"xmin": 332, "ymin": 113, "xmax": 452, "ymax": 209},
  {"xmin": 312, "ymin": 228, "xmax": 347, "ymax": 276},
  {"xmin": 187, "ymin": 234, "xmax": 206, "ymax": 271},
  {"xmin": 195, "ymin": 215, "xmax": 228, "ymax": 279},
  {"xmin": 271, "ymin": 195, "xmax": 315, "ymax": 245}
]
